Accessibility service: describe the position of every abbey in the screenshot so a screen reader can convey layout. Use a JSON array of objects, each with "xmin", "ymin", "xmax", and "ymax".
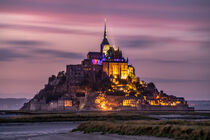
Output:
[
  {"xmin": 66, "ymin": 21, "xmax": 132, "ymax": 87},
  {"xmin": 21, "ymin": 21, "xmax": 194, "ymax": 111}
]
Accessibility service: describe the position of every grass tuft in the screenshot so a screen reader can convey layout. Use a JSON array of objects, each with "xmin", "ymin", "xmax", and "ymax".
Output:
[{"xmin": 72, "ymin": 120, "xmax": 210, "ymax": 140}]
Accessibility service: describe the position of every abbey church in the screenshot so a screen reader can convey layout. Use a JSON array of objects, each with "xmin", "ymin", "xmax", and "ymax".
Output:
[{"xmin": 67, "ymin": 21, "xmax": 133, "ymax": 87}]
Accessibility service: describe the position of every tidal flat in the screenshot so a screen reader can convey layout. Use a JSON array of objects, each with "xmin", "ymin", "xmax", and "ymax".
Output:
[
  {"xmin": 1, "ymin": 110, "xmax": 210, "ymax": 123},
  {"xmin": 0, "ymin": 111, "xmax": 210, "ymax": 140}
]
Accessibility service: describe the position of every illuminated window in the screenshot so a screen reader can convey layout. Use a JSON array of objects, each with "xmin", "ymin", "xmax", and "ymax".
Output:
[
  {"xmin": 123, "ymin": 99, "xmax": 136, "ymax": 107},
  {"xmin": 64, "ymin": 100, "xmax": 72, "ymax": 107},
  {"xmin": 92, "ymin": 59, "xmax": 102, "ymax": 65},
  {"xmin": 103, "ymin": 45, "xmax": 110, "ymax": 56}
]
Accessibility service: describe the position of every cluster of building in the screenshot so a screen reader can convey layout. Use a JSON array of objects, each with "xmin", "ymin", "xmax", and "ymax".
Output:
[
  {"xmin": 64, "ymin": 21, "xmax": 192, "ymax": 111},
  {"xmin": 21, "ymin": 21, "xmax": 193, "ymax": 111}
]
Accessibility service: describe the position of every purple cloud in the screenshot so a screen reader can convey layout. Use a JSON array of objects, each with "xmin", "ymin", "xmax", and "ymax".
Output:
[
  {"xmin": 0, "ymin": 48, "xmax": 29, "ymax": 61},
  {"xmin": 0, "ymin": 23, "xmax": 99, "ymax": 36}
]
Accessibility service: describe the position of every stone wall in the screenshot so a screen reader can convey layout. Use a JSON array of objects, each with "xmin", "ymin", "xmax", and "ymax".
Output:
[{"xmin": 137, "ymin": 104, "xmax": 194, "ymax": 111}]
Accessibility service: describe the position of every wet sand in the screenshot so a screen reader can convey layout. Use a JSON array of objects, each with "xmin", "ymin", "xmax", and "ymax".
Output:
[
  {"xmin": 16, "ymin": 132, "xmax": 172, "ymax": 140},
  {"xmin": 0, "ymin": 122, "xmax": 172, "ymax": 140}
]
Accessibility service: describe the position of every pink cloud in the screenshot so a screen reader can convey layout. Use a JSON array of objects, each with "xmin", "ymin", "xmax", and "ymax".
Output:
[{"xmin": 0, "ymin": 0, "xmax": 209, "ymax": 99}]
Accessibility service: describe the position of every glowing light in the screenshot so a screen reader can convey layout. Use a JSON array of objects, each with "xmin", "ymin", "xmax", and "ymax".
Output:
[
  {"xmin": 64, "ymin": 100, "xmax": 72, "ymax": 107},
  {"xmin": 114, "ymin": 59, "xmax": 121, "ymax": 61},
  {"xmin": 121, "ymin": 73, "xmax": 127, "ymax": 79},
  {"xmin": 103, "ymin": 44, "xmax": 110, "ymax": 56},
  {"xmin": 123, "ymin": 99, "xmax": 136, "ymax": 107},
  {"xmin": 95, "ymin": 94, "xmax": 112, "ymax": 111},
  {"xmin": 92, "ymin": 59, "xmax": 102, "ymax": 65},
  {"xmin": 128, "ymin": 66, "xmax": 135, "ymax": 78}
]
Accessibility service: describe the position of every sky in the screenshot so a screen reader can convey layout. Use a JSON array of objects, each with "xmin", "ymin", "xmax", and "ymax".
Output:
[{"xmin": 0, "ymin": 0, "xmax": 210, "ymax": 100}]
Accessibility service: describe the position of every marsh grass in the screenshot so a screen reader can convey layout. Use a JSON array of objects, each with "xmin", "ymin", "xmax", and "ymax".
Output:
[
  {"xmin": 0, "ymin": 111, "xmax": 156, "ymax": 123},
  {"xmin": 1, "ymin": 110, "xmax": 210, "ymax": 123},
  {"xmin": 73, "ymin": 120, "xmax": 210, "ymax": 140}
]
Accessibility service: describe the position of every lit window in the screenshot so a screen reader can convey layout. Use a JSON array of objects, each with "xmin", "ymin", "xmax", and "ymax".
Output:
[{"xmin": 64, "ymin": 100, "xmax": 72, "ymax": 107}]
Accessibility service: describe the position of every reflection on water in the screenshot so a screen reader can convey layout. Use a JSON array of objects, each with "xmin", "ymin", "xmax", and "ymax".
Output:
[
  {"xmin": 0, "ymin": 122, "xmax": 79, "ymax": 139},
  {"xmin": 148, "ymin": 114, "xmax": 210, "ymax": 120},
  {"xmin": 0, "ymin": 114, "xmax": 23, "ymax": 118},
  {"xmin": 188, "ymin": 100, "xmax": 210, "ymax": 110}
]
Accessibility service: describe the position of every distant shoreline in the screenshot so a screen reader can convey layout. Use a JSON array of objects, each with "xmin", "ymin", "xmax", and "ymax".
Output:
[{"xmin": 1, "ymin": 111, "xmax": 210, "ymax": 123}]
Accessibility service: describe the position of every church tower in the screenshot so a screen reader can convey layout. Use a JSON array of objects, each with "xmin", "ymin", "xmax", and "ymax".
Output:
[{"xmin": 100, "ymin": 19, "xmax": 110, "ymax": 56}]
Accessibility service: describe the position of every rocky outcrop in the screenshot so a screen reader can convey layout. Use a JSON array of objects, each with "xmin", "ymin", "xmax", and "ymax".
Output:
[
  {"xmin": 21, "ymin": 68, "xmax": 193, "ymax": 111},
  {"xmin": 21, "ymin": 70, "xmax": 111, "ymax": 111}
]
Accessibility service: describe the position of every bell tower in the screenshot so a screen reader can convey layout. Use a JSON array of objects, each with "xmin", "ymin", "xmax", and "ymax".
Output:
[{"xmin": 100, "ymin": 18, "xmax": 110, "ymax": 56}]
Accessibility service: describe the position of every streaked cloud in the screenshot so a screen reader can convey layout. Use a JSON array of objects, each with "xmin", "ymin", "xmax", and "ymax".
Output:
[
  {"xmin": 143, "ymin": 77, "xmax": 209, "ymax": 83},
  {"xmin": 117, "ymin": 35, "xmax": 176, "ymax": 49},
  {"xmin": 0, "ymin": 40, "xmax": 84, "ymax": 61},
  {"xmin": 0, "ymin": 0, "xmax": 209, "ymax": 99},
  {"xmin": 0, "ymin": 48, "xmax": 29, "ymax": 61},
  {"xmin": 0, "ymin": 23, "xmax": 99, "ymax": 36},
  {"xmin": 31, "ymin": 48, "xmax": 83, "ymax": 59},
  {"xmin": 2, "ymin": 40, "xmax": 48, "ymax": 46}
]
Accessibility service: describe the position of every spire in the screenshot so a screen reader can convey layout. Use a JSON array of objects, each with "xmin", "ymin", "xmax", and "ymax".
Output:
[
  {"xmin": 101, "ymin": 18, "xmax": 109, "ymax": 45},
  {"xmin": 100, "ymin": 18, "xmax": 110, "ymax": 54},
  {"xmin": 104, "ymin": 18, "xmax": 107, "ymax": 39}
]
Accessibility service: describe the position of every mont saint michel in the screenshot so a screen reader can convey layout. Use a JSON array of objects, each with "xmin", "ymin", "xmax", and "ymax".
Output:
[{"xmin": 21, "ymin": 22, "xmax": 193, "ymax": 112}]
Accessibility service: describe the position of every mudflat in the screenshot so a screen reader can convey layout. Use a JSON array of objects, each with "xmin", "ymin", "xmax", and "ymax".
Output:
[{"xmin": 16, "ymin": 132, "xmax": 172, "ymax": 140}]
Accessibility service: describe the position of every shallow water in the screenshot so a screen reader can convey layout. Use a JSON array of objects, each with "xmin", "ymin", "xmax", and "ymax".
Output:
[
  {"xmin": 0, "ymin": 122, "xmax": 173, "ymax": 140},
  {"xmin": 148, "ymin": 114, "xmax": 210, "ymax": 120},
  {"xmin": 188, "ymin": 100, "xmax": 210, "ymax": 110},
  {"xmin": 0, "ymin": 122, "xmax": 80, "ymax": 139}
]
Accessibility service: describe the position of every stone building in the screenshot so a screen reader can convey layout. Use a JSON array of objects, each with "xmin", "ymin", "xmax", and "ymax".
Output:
[{"xmin": 66, "ymin": 20, "xmax": 130, "ymax": 83}]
